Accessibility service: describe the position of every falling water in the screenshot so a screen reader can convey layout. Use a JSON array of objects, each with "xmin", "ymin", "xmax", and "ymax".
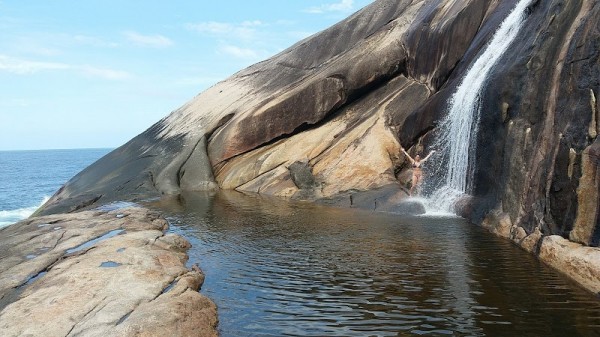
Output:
[{"xmin": 427, "ymin": 0, "xmax": 532, "ymax": 213}]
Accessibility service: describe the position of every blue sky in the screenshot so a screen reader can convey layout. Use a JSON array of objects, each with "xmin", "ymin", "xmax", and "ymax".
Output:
[{"xmin": 0, "ymin": 0, "xmax": 373, "ymax": 150}]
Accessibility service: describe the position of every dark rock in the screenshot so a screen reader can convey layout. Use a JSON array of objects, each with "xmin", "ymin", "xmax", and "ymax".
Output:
[
  {"xmin": 289, "ymin": 161, "xmax": 319, "ymax": 190},
  {"xmin": 208, "ymin": 77, "xmax": 347, "ymax": 165},
  {"xmin": 179, "ymin": 136, "xmax": 218, "ymax": 191},
  {"xmin": 317, "ymin": 184, "xmax": 409, "ymax": 212}
]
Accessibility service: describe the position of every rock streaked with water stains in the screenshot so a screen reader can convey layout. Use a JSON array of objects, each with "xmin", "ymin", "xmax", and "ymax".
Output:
[
  {"xmin": 570, "ymin": 140, "xmax": 600, "ymax": 246},
  {"xmin": 456, "ymin": 0, "xmax": 600, "ymax": 244},
  {"xmin": 33, "ymin": 0, "xmax": 485, "ymax": 215},
  {"xmin": 0, "ymin": 207, "xmax": 217, "ymax": 337}
]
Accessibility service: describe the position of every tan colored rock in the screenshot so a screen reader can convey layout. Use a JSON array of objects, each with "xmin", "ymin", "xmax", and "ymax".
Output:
[
  {"xmin": 539, "ymin": 235, "xmax": 600, "ymax": 294},
  {"xmin": 589, "ymin": 89, "xmax": 597, "ymax": 139},
  {"xmin": 313, "ymin": 115, "xmax": 401, "ymax": 197},
  {"xmin": 501, "ymin": 102, "xmax": 510, "ymax": 122},
  {"xmin": 0, "ymin": 207, "xmax": 217, "ymax": 337},
  {"xmin": 513, "ymin": 226, "xmax": 528, "ymax": 243},
  {"xmin": 520, "ymin": 227, "xmax": 543, "ymax": 254},
  {"xmin": 570, "ymin": 140, "xmax": 600, "ymax": 246},
  {"xmin": 479, "ymin": 208, "xmax": 600, "ymax": 294},
  {"xmin": 215, "ymin": 76, "xmax": 423, "ymax": 201},
  {"xmin": 481, "ymin": 208, "xmax": 513, "ymax": 238},
  {"xmin": 568, "ymin": 147, "xmax": 577, "ymax": 178}
]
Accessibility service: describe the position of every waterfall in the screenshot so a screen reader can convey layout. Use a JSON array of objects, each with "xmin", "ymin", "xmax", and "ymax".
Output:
[{"xmin": 427, "ymin": 0, "xmax": 532, "ymax": 213}]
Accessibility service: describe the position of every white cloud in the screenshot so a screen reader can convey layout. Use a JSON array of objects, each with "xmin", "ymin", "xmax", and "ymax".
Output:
[
  {"xmin": 0, "ymin": 54, "xmax": 68, "ymax": 74},
  {"xmin": 123, "ymin": 31, "xmax": 173, "ymax": 48},
  {"xmin": 9, "ymin": 35, "xmax": 65, "ymax": 57},
  {"xmin": 186, "ymin": 19, "xmax": 312, "ymax": 61},
  {"xmin": 217, "ymin": 45, "xmax": 261, "ymax": 59},
  {"xmin": 187, "ymin": 21, "xmax": 231, "ymax": 35},
  {"xmin": 240, "ymin": 20, "xmax": 264, "ymax": 27},
  {"xmin": 4, "ymin": 33, "xmax": 118, "ymax": 59},
  {"xmin": 0, "ymin": 54, "xmax": 131, "ymax": 80},
  {"xmin": 25, "ymin": 46, "xmax": 62, "ymax": 56},
  {"xmin": 186, "ymin": 21, "xmax": 266, "ymax": 42},
  {"xmin": 0, "ymin": 98, "xmax": 31, "ymax": 108},
  {"xmin": 77, "ymin": 65, "xmax": 131, "ymax": 80},
  {"xmin": 304, "ymin": 0, "xmax": 354, "ymax": 14},
  {"xmin": 73, "ymin": 34, "xmax": 119, "ymax": 48},
  {"xmin": 275, "ymin": 20, "xmax": 296, "ymax": 26}
]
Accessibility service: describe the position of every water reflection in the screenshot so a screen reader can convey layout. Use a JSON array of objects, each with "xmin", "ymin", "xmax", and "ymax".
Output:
[{"xmin": 152, "ymin": 191, "xmax": 600, "ymax": 337}]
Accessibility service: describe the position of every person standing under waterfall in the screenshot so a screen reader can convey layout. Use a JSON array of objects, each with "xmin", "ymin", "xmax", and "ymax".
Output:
[{"xmin": 400, "ymin": 147, "xmax": 435, "ymax": 196}]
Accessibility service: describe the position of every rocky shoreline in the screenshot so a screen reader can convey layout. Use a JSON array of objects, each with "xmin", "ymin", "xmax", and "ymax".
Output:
[
  {"xmin": 334, "ymin": 194, "xmax": 600, "ymax": 296},
  {"xmin": 0, "ymin": 206, "xmax": 218, "ymax": 337},
  {"xmin": 2, "ymin": 0, "xmax": 599, "ymax": 333},
  {"xmin": 482, "ymin": 209, "xmax": 600, "ymax": 295},
  {"xmin": 1, "ymin": 196, "xmax": 598, "ymax": 337}
]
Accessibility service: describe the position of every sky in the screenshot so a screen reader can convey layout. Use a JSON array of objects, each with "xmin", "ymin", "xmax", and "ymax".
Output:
[{"xmin": 0, "ymin": 0, "xmax": 374, "ymax": 151}]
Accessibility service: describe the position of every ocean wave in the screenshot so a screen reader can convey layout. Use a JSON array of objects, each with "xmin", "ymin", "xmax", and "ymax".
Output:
[{"xmin": 0, "ymin": 196, "xmax": 50, "ymax": 228}]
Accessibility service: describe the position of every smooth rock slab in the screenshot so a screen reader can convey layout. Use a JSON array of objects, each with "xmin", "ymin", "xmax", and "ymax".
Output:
[
  {"xmin": 539, "ymin": 235, "xmax": 600, "ymax": 295},
  {"xmin": 0, "ymin": 207, "xmax": 217, "ymax": 337}
]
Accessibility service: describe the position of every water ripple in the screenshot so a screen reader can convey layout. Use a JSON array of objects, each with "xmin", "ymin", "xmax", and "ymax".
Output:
[{"xmin": 156, "ymin": 192, "xmax": 600, "ymax": 337}]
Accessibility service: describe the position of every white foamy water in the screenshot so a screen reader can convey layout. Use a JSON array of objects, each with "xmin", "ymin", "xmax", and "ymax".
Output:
[
  {"xmin": 0, "ymin": 196, "xmax": 49, "ymax": 228},
  {"xmin": 428, "ymin": 0, "xmax": 532, "ymax": 213}
]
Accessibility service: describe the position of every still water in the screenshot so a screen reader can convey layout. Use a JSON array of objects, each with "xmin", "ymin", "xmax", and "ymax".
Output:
[{"xmin": 154, "ymin": 191, "xmax": 600, "ymax": 337}]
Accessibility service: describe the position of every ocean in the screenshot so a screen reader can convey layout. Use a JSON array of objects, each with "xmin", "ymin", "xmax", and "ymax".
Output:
[{"xmin": 0, "ymin": 148, "xmax": 112, "ymax": 227}]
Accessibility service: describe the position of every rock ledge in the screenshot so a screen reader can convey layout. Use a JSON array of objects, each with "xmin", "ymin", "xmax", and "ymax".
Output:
[{"xmin": 0, "ymin": 206, "xmax": 218, "ymax": 337}]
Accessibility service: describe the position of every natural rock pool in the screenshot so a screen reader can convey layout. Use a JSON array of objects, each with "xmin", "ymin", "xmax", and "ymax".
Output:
[{"xmin": 154, "ymin": 191, "xmax": 600, "ymax": 336}]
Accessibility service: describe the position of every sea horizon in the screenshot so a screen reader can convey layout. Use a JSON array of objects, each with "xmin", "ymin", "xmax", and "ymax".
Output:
[
  {"xmin": 0, "ymin": 148, "xmax": 112, "ymax": 227},
  {"xmin": 0, "ymin": 147, "xmax": 115, "ymax": 153}
]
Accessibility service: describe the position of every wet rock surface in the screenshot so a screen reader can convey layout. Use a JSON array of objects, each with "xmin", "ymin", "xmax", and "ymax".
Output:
[
  {"xmin": 0, "ymin": 207, "xmax": 217, "ymax": 337},
  {"xmin": 539, "ymin": 235, "xmax": 600, "ymax": 295},
  {"xmin": 30, "ymin": 0, "xmax": 600, "ymax": 296},
  {"xmin": 482, "ymin": 207, "xmax": 600, "ymax": 294}
]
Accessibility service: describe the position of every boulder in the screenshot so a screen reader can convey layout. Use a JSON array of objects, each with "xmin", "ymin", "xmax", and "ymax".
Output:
[
  {"xmin": 388, "ymin": 200, "xmax": 427, "ymax": 215},
  {"xmin": 0, "ymin": 207, "xmax": 217, "ymax": 337},
  {"xmin": 539, "ymin": 235, "xmax": 600, "ymax": 295},
  {"xmin": 570, "ymin": 140, "xmax": 600, "ymax": 246}
]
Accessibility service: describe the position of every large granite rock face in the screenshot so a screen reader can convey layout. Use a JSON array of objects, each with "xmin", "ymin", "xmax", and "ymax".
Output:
[
  {"xmin": 36, "ymin": 0, "xmax": 599, "ymax": 249},
  {"xmin": 463, "ymin": 0, "xmax": 600, "ymax": 247},
  {"xmin": 0, "ymin": 207, "xmax": 218, "ymax": 337}
]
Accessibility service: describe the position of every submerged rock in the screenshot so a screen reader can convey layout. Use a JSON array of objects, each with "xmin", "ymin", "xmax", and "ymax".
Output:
[
  {"xmin": 0, "ymin": 207, "xmax": 217, "ymax": 337},
  {"xmin": 539, "ymin": 235, "xmax": 600, "ymax": 295},
  {"xmin": 388, "ymin": 200, "xmax": 427, "ymax": 215}
]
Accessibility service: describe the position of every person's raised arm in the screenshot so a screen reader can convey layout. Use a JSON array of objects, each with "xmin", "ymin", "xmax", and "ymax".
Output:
[
  {"xmin": 400, "ymin": 147, "xmax": 415, "ymax": 164},
  {"xmin": 422, "ymin": 150, "xmax": 436, "ymax": 162}
]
